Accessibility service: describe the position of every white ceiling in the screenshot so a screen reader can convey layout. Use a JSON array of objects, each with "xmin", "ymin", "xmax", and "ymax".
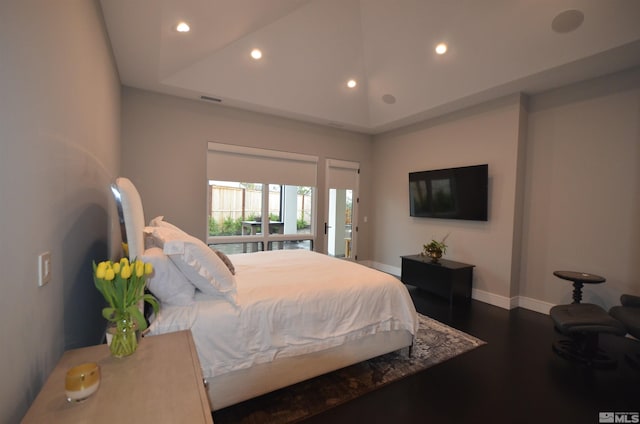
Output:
[{"xmin": 100, "ymin": 0, "xmax": 640, "ymax": 134}]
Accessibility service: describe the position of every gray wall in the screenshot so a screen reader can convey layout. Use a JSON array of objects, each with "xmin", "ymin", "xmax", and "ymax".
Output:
[
  {"xmin": 371, "ymin": 95, "xmax": 526, "ymax": 305},
  {"xmin": 520, "ymin": 68, "xmax": 640, "ymax": 309},
  {"xmin": 370, "ymin": 69, "xmax": 640, "ymax": 312},
  {"xmin": 0, "ymin": 1, "xmax": 121, "ymax": 421},
  {"xmin": 122, "ymin": 68, "xmax": 640, "ymax": 313},
  {"xmin": 120, "ymin": 87, "xmax": 373, "ymax": 258}
]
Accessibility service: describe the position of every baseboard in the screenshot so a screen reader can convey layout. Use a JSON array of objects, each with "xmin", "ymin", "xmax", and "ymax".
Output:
[
  {"xmin": 357, "ymin": 259, "xmax": 373, "ymax": 268},
  {"xmin": 471, "ymin": 289, "xmax": 515, "ymax": 310},
  {"xmin": 367, "ymin": 261, "xmax": 554, "ymax": 315},
  {"xmin": 513, "ymin": 296, "xmax": 554, "ymax": 315},
  {"xmin": 368, "ymin": 261, "xmax": 400, "ymax": 277}
]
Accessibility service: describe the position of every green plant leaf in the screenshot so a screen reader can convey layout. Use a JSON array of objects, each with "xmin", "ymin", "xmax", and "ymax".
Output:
[
  {"xmin": 143, "ymin": 293, "xmax": 159, "ymax": 314},
  {"xmin": 102, "ymin": 307, "xmax": 115, "ymax": 321},
  {"xmin": 126, "ymin": 304, "xmax": 147, "ymax": 331}
]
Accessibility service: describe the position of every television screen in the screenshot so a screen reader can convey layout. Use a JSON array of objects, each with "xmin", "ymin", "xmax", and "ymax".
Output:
[{"xmin": 409, "ymin": 164, "xmax": 488, "ymax": 221}]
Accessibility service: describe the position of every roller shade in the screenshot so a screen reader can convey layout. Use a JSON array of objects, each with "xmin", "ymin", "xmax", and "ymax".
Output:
[
  {"xmin": 327, "ymin": 159, "xmax": 359, "ymax": 189},
  {"xmin": 208, "ymin": 142, "xmax": 318, "ymax": 187}
]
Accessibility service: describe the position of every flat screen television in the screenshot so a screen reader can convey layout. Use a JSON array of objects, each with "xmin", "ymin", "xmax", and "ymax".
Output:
[{"xmin": 409, "ymin": 164, "xmax": 488, "ymax": 221}]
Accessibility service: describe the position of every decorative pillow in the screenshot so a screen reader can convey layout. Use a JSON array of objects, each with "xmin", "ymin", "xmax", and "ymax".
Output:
[
  {"xmin": 141, "ymin": 247, "xmax": 195, "ymax": 306},
  {"xmin": 212, "ymin": 248, "xmax": 236, "ymax": 275},
  {"xmin": 149, "ymin": 226, "xmax": 238, "ymax": 305}
]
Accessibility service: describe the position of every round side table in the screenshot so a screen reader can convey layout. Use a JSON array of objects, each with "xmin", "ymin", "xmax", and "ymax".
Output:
[{"xmin": 553, "ymin": 271, "xmax": 605, "ymax": 304}]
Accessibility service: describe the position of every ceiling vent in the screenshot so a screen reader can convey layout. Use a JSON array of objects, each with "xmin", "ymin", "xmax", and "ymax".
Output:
[{"xmin": 200, "ymin": 95, "xmax": 222, "ymax": 103}]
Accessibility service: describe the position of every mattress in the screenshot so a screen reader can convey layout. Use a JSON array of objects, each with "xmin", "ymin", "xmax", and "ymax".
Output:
[{"xmin": 148, "ymin": 249, "xmax": 418, "ymax": 378}]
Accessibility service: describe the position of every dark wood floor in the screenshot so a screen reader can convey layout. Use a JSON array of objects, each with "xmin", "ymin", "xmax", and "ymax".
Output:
[{"xmin": 302, "ymin": 286, "xmax": 640, "ymax": 424}]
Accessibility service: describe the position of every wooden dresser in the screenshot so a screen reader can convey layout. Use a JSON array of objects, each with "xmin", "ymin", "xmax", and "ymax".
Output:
[{"xmin": 22, "ymin": 330, "xmax": 213, "ymax": 423}]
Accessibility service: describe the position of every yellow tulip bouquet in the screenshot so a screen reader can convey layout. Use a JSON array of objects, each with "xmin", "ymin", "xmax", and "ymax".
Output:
[{"xmin": 93, "ymin": 258, "xmax": 159, "ymax": 357}]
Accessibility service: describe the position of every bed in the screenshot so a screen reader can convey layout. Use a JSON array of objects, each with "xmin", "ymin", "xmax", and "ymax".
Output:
[{"xmin": 112, "ymin": 177, "xmax": 418, "ymax": 411}]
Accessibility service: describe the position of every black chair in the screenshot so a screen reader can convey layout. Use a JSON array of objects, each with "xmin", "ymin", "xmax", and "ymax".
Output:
[
  {"xmin": 550, "ymin": 303, "xmax": 626, "ymax": 368},
  {"xmin": 609, "ymin": 294, "xmax": 640, "ymax": 368}
]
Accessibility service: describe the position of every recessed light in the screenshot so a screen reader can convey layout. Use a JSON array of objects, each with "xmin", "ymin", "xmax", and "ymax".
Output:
[
  {"xmin": 251, "ymin": 49, "xmax": 262, "ymax": 60},
  {"xmin": 176, "ymin": 22, "xmax": 190, "ymax": 33},
  {"xmin": 347, "ymin": 79, "xmax": 357, "ymax": 88},
  {"xmin": 435, "ymin": 43, "xmax": 447, "ymax": 55}
]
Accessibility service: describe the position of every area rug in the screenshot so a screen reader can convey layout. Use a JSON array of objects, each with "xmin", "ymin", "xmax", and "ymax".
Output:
[{"xmin": 212, "ymin": 314, "xmax": 486, "ymax": 424}]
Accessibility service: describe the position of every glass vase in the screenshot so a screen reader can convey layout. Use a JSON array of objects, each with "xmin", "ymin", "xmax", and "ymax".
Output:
[{"xmin": 107, "ymin": 314, "xmax": 138, "ymax": 358}]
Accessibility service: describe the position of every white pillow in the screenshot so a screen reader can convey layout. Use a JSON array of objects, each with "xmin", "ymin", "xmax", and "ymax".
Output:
[
  {"xmin": 149, "ymin": 226, "xmax": 238, "ymax": 305},
  {"xmin": 141, "ymin": 247, "xmax": 195, "ymax": 306},
  {"xmin": 148, "ymin": 216, "xmax": 237, "ymax": 275}
]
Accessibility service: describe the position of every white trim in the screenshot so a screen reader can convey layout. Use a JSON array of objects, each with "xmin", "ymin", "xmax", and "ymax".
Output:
[
  {"xmin": 369, "ymin": 261, "xmax": 400, "ymax": 276},
  {"xmin": 514, "ymin": 296, "xmax": 555, "ymax": 315},
  {"xmin": 471, "ymin": 288, "xmax": 515, "ymax": 310}
]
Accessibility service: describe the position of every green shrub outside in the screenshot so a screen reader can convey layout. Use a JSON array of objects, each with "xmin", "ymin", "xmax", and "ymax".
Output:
[{"xmin": 209, "ymin": 214, "xmax": 309, "ymax": 236}]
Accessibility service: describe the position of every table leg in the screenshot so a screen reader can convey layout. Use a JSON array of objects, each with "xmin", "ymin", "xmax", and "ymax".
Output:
[
  {"xmin": 572, "ymin": 281, "xmax": 584, "ymax": 303},
  {"xmin": 242, "ymin": 225, "xmax": 247, "ymax": 253}
]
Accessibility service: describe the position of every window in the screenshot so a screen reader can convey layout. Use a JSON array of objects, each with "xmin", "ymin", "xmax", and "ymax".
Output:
[
  {"xmin": 208, "ymin": 181, "xmax": 315, "ymax": 252},
  {"xmin": 206, "ymin": 143, "xmax": 318, "ymax": 252},
  {"xmin": 208, "ymin": 181, "xmax": 262, "ymax": 236}
]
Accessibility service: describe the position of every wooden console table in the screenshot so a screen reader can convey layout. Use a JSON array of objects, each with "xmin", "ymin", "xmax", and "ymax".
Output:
[
  {"xmin": 22, "ymin": 330, "xmax": 213, "ymax": 423},
  {"xmin": 401, "ymin": 255, "xmax": 474, "ymax": 307}
]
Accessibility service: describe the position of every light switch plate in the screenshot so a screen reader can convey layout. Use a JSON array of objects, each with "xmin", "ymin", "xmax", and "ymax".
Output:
[{"xmin": 38, "ymin": 252, "xmax": 51, "ymax": 287}]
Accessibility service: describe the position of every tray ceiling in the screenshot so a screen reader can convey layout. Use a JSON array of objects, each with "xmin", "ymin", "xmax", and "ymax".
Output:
[{"xmin": 100, "ymin": 0, "xmax": 640, "ymax": 134}]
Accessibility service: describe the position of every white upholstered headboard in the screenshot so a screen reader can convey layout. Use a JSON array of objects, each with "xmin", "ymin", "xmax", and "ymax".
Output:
[{"xmin": 111, "ymin": 177, "xmax": 145, "ymax": 261}]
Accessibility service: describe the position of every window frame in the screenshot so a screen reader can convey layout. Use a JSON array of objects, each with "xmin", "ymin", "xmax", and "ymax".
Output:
[
  {"xmin": 206, "ymin": 143, "xmax": 319, "ymax": 251},
  {"xmin": 206, "ymin": 182, "xmax": 317, "ymax": 250}
]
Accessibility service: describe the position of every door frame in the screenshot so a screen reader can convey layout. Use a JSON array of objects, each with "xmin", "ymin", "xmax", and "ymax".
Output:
[{"xmin": 324, "ymin": 159, "xmax": 359, "ymax": 260}]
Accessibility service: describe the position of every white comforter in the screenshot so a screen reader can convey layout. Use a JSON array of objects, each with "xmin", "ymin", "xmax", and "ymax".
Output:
[{"xmin": 148, "ymin": 250, "xmax": 418, "ymax": 378}]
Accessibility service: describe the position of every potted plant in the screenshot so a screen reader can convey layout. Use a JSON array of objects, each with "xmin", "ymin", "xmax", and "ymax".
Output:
[
  {"xmin": 423, "ymin": 234, "xmax": 449, "ymax": 263},
  {"xmin": 93, "ymin": 258, "xmax": 159, "ymax": 357}
]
